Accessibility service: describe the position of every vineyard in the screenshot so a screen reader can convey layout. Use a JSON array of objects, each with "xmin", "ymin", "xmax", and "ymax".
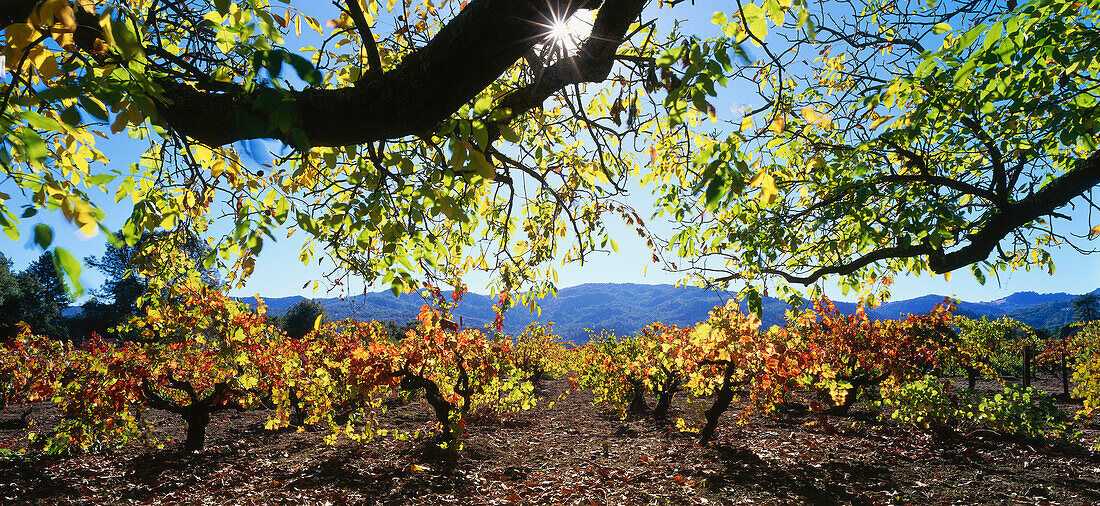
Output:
[{"xmin": 2, "ymin": 283, "xmax": 1100, "ymax": 503}]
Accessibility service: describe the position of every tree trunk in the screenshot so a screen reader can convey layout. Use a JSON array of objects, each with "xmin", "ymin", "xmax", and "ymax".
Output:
[
  {"xmin": 1022, "ymin": 344, "xmax": 1032, "ymax": 388},
  {"xmin": 967, "ymin": 367, "xmax": 978, "ymax": 391},
  {"xmin": 401, "ymin": 374, "xmax": 458, "ymax": 444},
  {"xmin": 653, "ymin": 377, "xmax": 678, "ymax": 420},
  {"xmin": 182, "ymin": 408, "xmax": 211, "ymax": 452},
  {"xmin": 627, "ymin": 379, "xmax": 647, "ymax": 414},
  {"xmin": 699, "ymin": 364, "xmax": 737, "ymax": 446},
  {"xmin": 826, "ymin": 393, "xmax": 855, "ymax": 416}
]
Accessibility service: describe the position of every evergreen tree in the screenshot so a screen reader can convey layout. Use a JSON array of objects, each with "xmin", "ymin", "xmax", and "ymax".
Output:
[
  {"xmin": 0, "ymin": 254, "xmax": 22, "ymax": 339},
  {"xmin": 1073, "ymin": 293, "xmax": 1099, "ymax": 323},
  {"xmin": 280, "ymin": 300, "xmax": 329, "ymax": 340},
  {"xmin": 17, "ymin": 252, "xmax": 72, "ymax": 339},
  {"xmin": 81, "ymin": 232, "xmax": 219, "ymax": 340}
]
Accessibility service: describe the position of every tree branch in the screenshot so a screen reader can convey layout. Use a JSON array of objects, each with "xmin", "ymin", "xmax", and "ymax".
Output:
[
  {"xmin": 343, "ymin": 0, "xmax": 383, "ymax": 80},
  {"xmin": 759, "ymin": 150, "xmax": 1100, "ymax": 284},
  {"xmin": 153, "ymin": 0, "xmax": 635, "ymax": 147},
  {"xmin": 759, "ymin": 244, "xmax": 935, "ymax": 285},
  {"xmin": 928, "ymin": 151, "xmax": 1100, "ymax": 273},
  {"xmin": 2, "ymin": 0, "xmax": 634, "ymax": 147},
  {"xmin": 488, "ymin": 0, "xmax": 645, "ymax": 127}
]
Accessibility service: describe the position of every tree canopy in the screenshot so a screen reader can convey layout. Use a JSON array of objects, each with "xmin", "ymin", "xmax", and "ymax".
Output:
[
  {"xmin": 0, "ymin": 251, "xmax": 71, "ymax": 339},
  {"xmin": 1, "ymin": 0, "xmax": 1097, "ymax": 307},
  {"xmin": 652, "ymin": 0, "xmax": 1100, "ymax": 307},
  {"xmin": 277, "ymin": 298, "xmax": 329, "ymax": 339}
]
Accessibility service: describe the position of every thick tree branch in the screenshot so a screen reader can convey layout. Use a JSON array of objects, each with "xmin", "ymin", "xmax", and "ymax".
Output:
[
  {"xmin": 758, "ymin": 151, "xmax": 1100, "ymax": 285},
  {"xmin": 152, "ymin": 0, "xmax": 633, "ymax": 147},
  {"xmin": 343, "ymin": 0, "xmax": 383, "ymax": 80},
  {"xmin": 494, "ymin": 0, "xmax": 646, "ymax": 119},
  {"xmin": 758, "ymin": 244, "xmax": 935, "ymax": 285},
  {"xmin": 792, "ymin": 172, "xmax": 999, "ymax": 222},
  {"xmin": 928, "ymin": 151, "xmax": 1100, "ymax": 273},
  {"xmin": 0, "ymin": 0, "xmax": 39, "ymax": 26},
  {"xmin": 3, "ymin": 0, "xmax": 633, "ymax": 147},
  {"xmin": 877, "ymin": 174, "xmax": 999, "ymax": 203}
]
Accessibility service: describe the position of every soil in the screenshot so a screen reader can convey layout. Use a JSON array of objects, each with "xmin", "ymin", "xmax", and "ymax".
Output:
[{"xmin": 1, "ymin": 373, "xmax": 1098, "ymax": 505}]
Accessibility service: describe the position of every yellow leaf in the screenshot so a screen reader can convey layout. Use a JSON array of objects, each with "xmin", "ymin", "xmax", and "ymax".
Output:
[
  {"xmin": 5, "ymin": 24, "xmax": 37, "ymax": 71},
  {"xmin": 72, "ymin": 200, "xmax": 99, "ymax": 237},
  {"xmin": 740, "ymin": 116, "xmax": 753, "ymax": 132},
  {"xmin": 944, "ymin": 271, "xmax": 952, "ymax": 281},
  {"xmin": 768, "ymin": 113, "xmax": 786, "ymax": 134},
  {"xmin": 52, "ymin": 28, "xmax": 74, "ymax": 51},
  {"xmin": 801, "ymin": 107, "xmax": 834, "ymax": 129},
  {"xmin": 54, "ymin": 5, "xmax": 76, "ymax": 32},
  {"xmin": 749, "ymin": 169, "xmax": 778, "ymax": 205},
  {"xmin": 210, "ymin": 159, "xmax": 225, "ymax": 177},
  {"xmin": 801, "ymin": 107, "xmax": 819, "ymax": 123},
  {"xmin": 78, "ymin": 219, "xmax": 98, "ymax": 237},
  {"xmin": 869, "ymin": 115, "xmax": 893, "ymax": 130},
  {"xmin": 1090, "ymin": 224, "xmax": 1100, "ymax": 238}
]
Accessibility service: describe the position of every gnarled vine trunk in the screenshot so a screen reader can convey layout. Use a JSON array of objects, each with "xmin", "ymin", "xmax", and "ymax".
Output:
[{"xmin": 699, "ymin": 363, "xmax": 738, "ymax": 446}]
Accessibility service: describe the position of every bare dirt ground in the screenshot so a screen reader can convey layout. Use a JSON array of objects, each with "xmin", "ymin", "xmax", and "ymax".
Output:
[{"xmin": 1, "ymin": 373, "xmax": 1098, "ymax": 505}]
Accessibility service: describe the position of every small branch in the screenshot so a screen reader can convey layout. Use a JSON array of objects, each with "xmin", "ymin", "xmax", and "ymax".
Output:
[
  {"xmin": 928, "ymin": 150, "xmax": 1100, "ymax": 273},
  {"xmin": 759, "ymin": 244, "xmax": 935, "ymax": 285},
  {"xmin": 958, "ymin": 115, "xmax": 1007, "ymax": 202},
  {"xmin": 344, "ymin": 0, "xmax": 383, "ymax": 79}
]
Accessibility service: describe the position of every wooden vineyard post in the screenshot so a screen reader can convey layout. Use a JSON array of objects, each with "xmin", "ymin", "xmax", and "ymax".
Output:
[
  {"xmin": 1062, "ymin": 351, "xmax": 1070, "ymax": 398},
  {"xmin": 1022, "ymin": 344, "xmax": 1032, "ymax": 389}
]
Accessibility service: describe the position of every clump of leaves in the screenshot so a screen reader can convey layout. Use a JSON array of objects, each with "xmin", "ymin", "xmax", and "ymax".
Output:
[{"xmin": 881, "ymin": 376, "xmax": 1079, "ymax": 443}]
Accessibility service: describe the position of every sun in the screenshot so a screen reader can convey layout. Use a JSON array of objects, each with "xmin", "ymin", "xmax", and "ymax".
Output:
[{"xmin": 546, "ymin": 9, "xmax": 595, "ymax": 53}]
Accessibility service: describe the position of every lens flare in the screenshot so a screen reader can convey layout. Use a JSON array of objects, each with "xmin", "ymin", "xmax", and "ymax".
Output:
[{"xmin": 545, "ymin": 10, "xmax": 594, "ymax": 53}]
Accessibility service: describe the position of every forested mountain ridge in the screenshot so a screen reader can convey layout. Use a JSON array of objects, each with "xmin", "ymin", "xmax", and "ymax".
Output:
[{"xmin": 249, "ymin": 284, "xmax": 1098, "ymax": 343}]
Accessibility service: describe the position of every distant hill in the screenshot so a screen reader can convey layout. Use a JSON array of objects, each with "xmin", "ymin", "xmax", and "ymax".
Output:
[
  {"xmin": 247, "ymin": 284, "xmax": 1099, "ymax": 344},
  {"xmin": 1000, "ymin": 292, "xmax": 1098, "ymax": 330}
]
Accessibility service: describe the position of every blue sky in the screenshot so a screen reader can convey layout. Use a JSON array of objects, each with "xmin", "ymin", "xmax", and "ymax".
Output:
[
  {"xmin": 3, "ymin": 166, "xmax": 1097, "ymax": 304},
  {"xmin": 1, "ymin": 0, "xmax": 1097, "ymax": 304}
]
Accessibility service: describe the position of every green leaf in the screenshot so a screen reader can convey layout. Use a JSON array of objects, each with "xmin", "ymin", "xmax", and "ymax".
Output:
[
  {"xmin": 500, "ymin": 125, "xmax": 520, "ymax": 143},
  {"xmin": 274, "ymin": 197, "xmax": 290, "ymax": 225},
  {"xmin": 85, "ymin": 174, "xmax": 117, "ymax": 185},
  {"xmin": 704, "ymin": 175, "xmax": 725, "ymax": 211},
  {"xmin": 284, "ymin": 52, "xmax": 323, "ymax": 86},
  {"xmin": 111, "ymin": 19, "xmax": 147, "ymax": 62},
  {"xmin": 60, "ymin": 106, "xmax": 82, "ymax": 126},
  {"xmin": 745, "ymin": 287, "xmax": 763, "ymax": 316},
  {"xmin": 0, "ymin": 213, "xmax": 18, "ymax": 241},
  {"xmin": 53, "ymin": 248, "xmax": 83, "ymax": 298},
  {"xmin": 473, "ymin": 95, "xmax": 493, "ymax": 116},
  {"xmin": 22, "ymin": 112, "xmax": 64, "ymax": 133},
  {"xmin": 33, "ymin": 224, "xmax": 53, "ymax": 249},
  {"xmin": 742, "ymin": 4, "xmax": 768, "ymax": 43},
  {"xmin": 933, "ymin": 22, "xmax": 952, "ymax": 35},
  {"xmin": 16, "ymin": 129, "xmax": 48, "ymax": 165},
  {"xmin": 971, "ymin": 263, "xmax": 986, "ymax": 285},
  {"xmin": 957, "ymin": 25, "xmax": 985, "ymax": 50},
  {"xmin": 78, "ymin": 96, "xmax": 109, "ymax": 121}
]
